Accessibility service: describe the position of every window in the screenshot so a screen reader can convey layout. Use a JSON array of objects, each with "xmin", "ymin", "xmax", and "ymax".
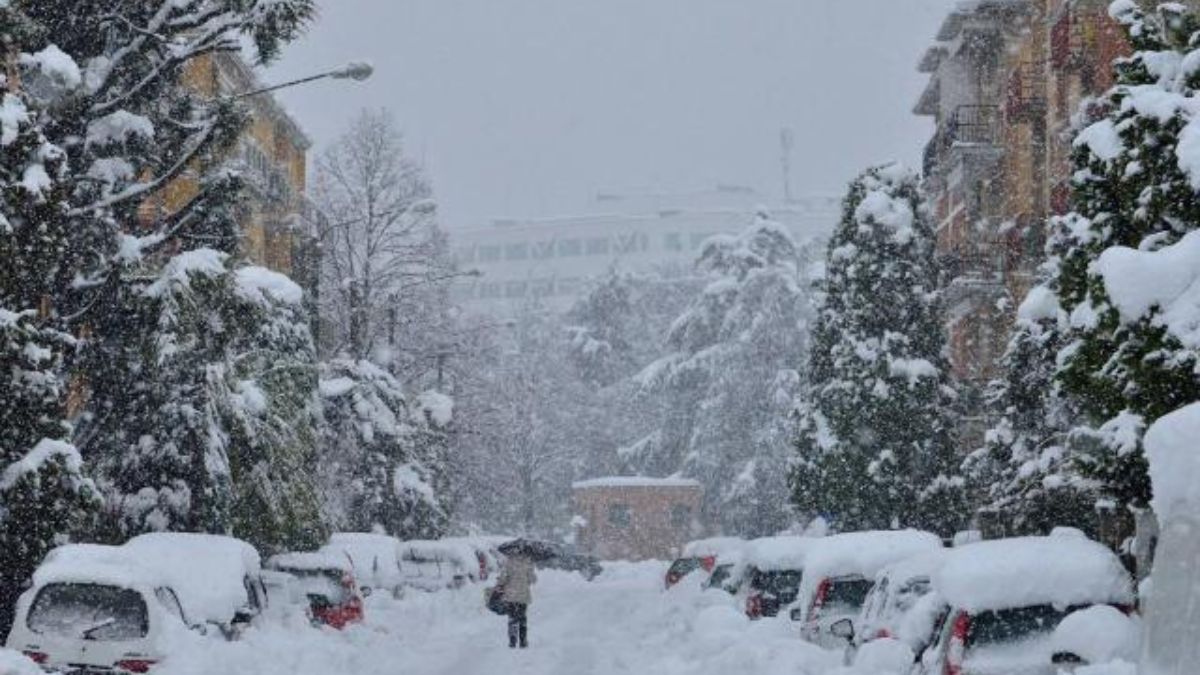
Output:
[
  {"xmin": 479, "ymin": 283, "xmax": 503, "ymax": 299},
  {"xmin": 505, "ymin": 242, "xmax": 529, "ymax": 260},
  {"xmin": 533, "ymin": 240, "xmax": 555, "ymax": 259},
  {"xmin": 664, "ymin": 232, "xmax": 683, "ymax": 251},
  {"xmin": 690, "ymin": 232, "xmax": 715, "ymax": 249},
  {"xmin": 29, "ymin": 583, "xmax": 150, "ymax": 641},
  {"xmin": 608, "ymin": 503, "xmax": 631, "ymax": 528},
  {"xmin": 586, "ymin": 237, "xmax": 610, "ymax": 255},
  {"xmin": 456, "ymin": 246, "xmax": 477, "ymax": 263},
  {"xmin": 531, "ymin": 279, "xmax": 554, "ymax": 297},
  {"xmin": 615, "ymin": 233, "xmax": 639, "ymax": 254},
  {"xmin": 556, "ymin": 277, "xmax": 581, "ymax": 296},
  {"xmin": 505, "ymin": 281, "xmax": 528, "ymax": 298},
  {"xmin": 480, "ymin": 245, "xmax": 502, "ymax": 262},
  {"xmin": 670, "ymin": 504, "xmax": 692, "ymax": 527},
  {"xmin": 557, "ymin": 239, "xmax": 582, "ymax": 256},
  {"xmin": 155, "ymin": 587, "xmax": 187, "ymax": 624}
]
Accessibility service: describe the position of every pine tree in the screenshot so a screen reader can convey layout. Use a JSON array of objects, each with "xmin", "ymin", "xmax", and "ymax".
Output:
[
  {"xmin": 0, "ymin": 5, "xmax": 100, "ymax": 631},
  {"xmin": 635, "ymin": 212, "xmax": 814, "ymax": 535},
  {"xmin": 791, "ymin": 164, "xmax": 962, "ymax": 535},
  {"xmin": 963, "ymin": 287, "xmax": 1097, "ymax": 536},
  {"xmin": 1038, "ymin": 2, "xmax": 1200, "ymax": 512},
  {"xmin": 318, "ymin": 358, "xmax": 451, "ymax": 539}
]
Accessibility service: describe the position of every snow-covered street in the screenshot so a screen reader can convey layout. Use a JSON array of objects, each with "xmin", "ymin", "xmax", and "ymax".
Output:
[{"xmin": 159, "ymin": 563, "xmax": 841, "ymax": 675}]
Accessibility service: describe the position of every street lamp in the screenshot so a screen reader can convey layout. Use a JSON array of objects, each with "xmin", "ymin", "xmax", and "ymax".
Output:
[{"xmin": 234, "ymin": 61, "xmax": 374, "ymax": 100}]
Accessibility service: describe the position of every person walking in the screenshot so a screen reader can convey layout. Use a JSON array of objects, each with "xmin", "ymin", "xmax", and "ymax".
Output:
[{"xmin": 496, "ymin": 552, "xmax": 537, "ymax": 648}]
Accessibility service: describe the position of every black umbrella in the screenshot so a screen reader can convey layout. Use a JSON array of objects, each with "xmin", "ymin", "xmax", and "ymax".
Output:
[{"xmin": 497, "ymin": 538, "xmax": 558, "ymax": 561}]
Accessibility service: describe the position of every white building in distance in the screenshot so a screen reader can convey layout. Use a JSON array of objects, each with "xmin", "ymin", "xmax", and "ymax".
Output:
[{"xmin": 451, "ymin": 186, "xmax": 840, "ymax": 316}]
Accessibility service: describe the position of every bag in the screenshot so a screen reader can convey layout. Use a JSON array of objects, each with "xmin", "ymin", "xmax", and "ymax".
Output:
[{"xmin": 486, "ymin": 585, "xmax": 508, "ymax": 615}]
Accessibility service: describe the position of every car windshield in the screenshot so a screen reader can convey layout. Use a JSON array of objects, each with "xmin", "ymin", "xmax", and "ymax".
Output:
[
  {"xmin": 28, "ymin": 583, "xmax": 149, "ymax": 641},
  {"xmin": 668, "ymin": 558, "xmax": 701, "ymax": 578},
  {"xmin": 824, "ymin": 577, "xmax": 873, "ymax": 614},
  {"xmin": 752, "ymin": 570, "xmax": 803, "ymax": 598},
  {"xmin": 283, "ymin": 569, "xmax": 351, "ymax": 604},
  {"xmin": 968, "ymin": 604, "xmax": 1086, "ymax": 648},
  {"xmin": 707, "ymin": 564, "xmax": 733, "ymax": 588}
]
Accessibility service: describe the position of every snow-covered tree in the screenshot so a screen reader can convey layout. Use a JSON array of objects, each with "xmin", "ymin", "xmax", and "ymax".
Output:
[
  {"xmin": 791, "ymin": 164, "xmax": 962, "ymax": 535},
  {"xmin": 1035, "ymin": 2, "xmax": 1200, "ymax": 512},
  {"xmin": 963, "ymin": 286, "xmax": 1097, "ymax": 535},
  {"xmin": 632, "ymin": 212, "xmax": 814, "ymax": 535},
  {"xmin": 318, "ymin": 358, "xmax": 451, "ymax": 539},
  {"xmin": 311, "ymin": 108, "xmax": 454, "ymax": 377}
]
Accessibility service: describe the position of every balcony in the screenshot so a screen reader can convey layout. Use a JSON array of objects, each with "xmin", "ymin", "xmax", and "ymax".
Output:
[
  {"xmin": 949, "ymin": 105, "xmax": 1000, "ymax": 146},
  {"xmin": 1005, "ymin": 61, "xmax": 1046, "ymax": 123}
]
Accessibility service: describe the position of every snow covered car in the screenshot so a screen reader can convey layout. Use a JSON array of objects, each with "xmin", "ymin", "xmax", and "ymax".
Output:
[
  {"xmin": 792, "ymin": 529, "xmax": 942, "ymax": 648},
  {"xmin": 533, "ymin": 542, "xmax": 603, "ymax": 581},
  {"xmin": 912, "ymin": 535, "xmax": 1134, "ymax": 675},
  {"xmin": 743, "ymin": 536, "xmax": 811, "ymax": 619},
  {"xmin": 121, "ymin": 532, "xmax": 269, "ymax": 636},
  {"xmin": 848, "ymin": 549, "xmax": 947, "ymax": 658},
  {"xmin": 8, "ymin": 533, "xmax": 266, "ymax": 674},
  {"xmin": 396, "ymin": 540, "xmax": 475, "ymax": 591},
  {"xmin": 7, "ymin": 544, "xmax": 192, "ymax": 674},
  {"xmin": 321, "ymin": 532, "xmax": 406, "ymax": 597},
  {"xmin": 440, "ymin": 537, "xmax": 503, "ymax": 582},
  {"xmin": 266, "ymin": 552, "xmax": 365, "ymax": 629},
  {"xmin": 666, "ymin": 537, "xmax": 743, "ymax": 588}
]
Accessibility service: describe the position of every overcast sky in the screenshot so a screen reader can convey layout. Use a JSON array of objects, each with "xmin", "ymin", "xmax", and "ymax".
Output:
[{"xmin": 266, "ymin": 0, "xmax": 957, "ymax": 230}]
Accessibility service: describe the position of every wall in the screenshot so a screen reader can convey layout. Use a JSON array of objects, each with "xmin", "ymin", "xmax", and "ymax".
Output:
[{"xmin": 573, "ymin": 485, "xmax": 704, "ymax": 561}]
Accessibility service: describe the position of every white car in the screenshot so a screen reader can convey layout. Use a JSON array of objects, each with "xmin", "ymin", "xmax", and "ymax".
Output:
[
  {"xmin": 792, "ymin": 529, "xmax": 943, "ymax": 649},
  {"xmin": 849, "ymin": 549, "xmax": 947, "ymax": 657},
  {"xmin": 6, "ymin": 544, "xmax": 199, "ymax": 674},
  {"xmin": 322, "ymin": 532, "xmax": 406, "ymax": 597},
  {"xmin": 913, "ymin": 535, "xmax": 1134, "ymax": 675},
  {"xmin": 396, "ymin": 540, "xmax": 474, "ymax": 592}
]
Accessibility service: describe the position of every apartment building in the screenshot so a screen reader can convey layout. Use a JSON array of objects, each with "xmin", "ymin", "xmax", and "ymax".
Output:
[
  {"xmin": 451, "ymin": 188, "xmax": 840, "ymax": 316},
  {"xmin": 138, "ymin": 52, "xmax": 316, "ymax": 291},
  {"xmin": 916, "ymin": 0, "xmax": 1138, "ymax": 448}
]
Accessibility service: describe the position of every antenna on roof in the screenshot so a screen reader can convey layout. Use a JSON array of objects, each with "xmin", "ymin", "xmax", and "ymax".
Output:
[{"xmin": 780, "ymin": 127, "xmax": 795, "ymax": 205}]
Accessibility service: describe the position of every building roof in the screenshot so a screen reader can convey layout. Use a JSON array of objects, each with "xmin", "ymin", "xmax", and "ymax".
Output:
[{"xmin": 572, "ymin": 476, "xmax": 702, "ymax": 490}]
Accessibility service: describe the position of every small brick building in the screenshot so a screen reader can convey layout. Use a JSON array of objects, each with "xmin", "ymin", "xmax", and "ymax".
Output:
[{"xmin": 572, "ymin": 477, "xmax": 704, "ymax": 561}]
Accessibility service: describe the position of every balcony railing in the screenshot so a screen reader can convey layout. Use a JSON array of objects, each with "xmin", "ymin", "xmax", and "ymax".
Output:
[{"xmin": 949, "ymin": 105, "xmax": 1000, "ymax": 146}]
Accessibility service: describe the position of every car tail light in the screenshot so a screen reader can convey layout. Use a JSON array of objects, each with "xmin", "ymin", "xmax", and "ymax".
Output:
[
  {"xmin": 701, "ymin": 556, "xmax": 716, "ymax": 573},
  {"xmin": 746, "ymin": 593, "xmax": 763, "ymax": 619},
  {"xmin": 21, "ymin": 651, "xmax": 47, "ymax": 664},
  {"xmin": 115, "ymin": 659, "xmax": 158, "ymax": 673},
  {"xmin": 943, "ymin": 612, "xmax": 971, "ymax": 675},
  {"xmin": 809, "ymin": 578, "xmax": 831, "ymax": 620}
]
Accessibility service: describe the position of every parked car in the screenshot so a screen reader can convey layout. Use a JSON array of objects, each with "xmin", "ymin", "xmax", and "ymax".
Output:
[
  {"xmin": 792, "ymin": 529, "xmax": 942, "ymax": 648},
  {"xmin": 908, "ymin": 536, "xmax": 1134, "ymax": 675},
  {"xmin": 499, "ymin": 539, "xmax": 603, "ymax": 581},
  {"xmin": 122, "ymin": 532, "xmax": 268, "ymax": 636},
  {"xmin": 666, "ymin": 537, "xmax": 743, "ymax": 589},
  {"xmin": 743, "ymin": 536, "xmax": 811, "ymax": 619},
  {"xmin": 8, "ymin": 533, "xmax": 266, "ymax": 673},
  {"xmin": 440, "ymin": 537, "xmax": 502, "ymax": 582},
  {"xmin": 7, "ymin": 544, "xmax": 192, "ymax": 674},
  {"xmin": 848, "ymin": 549, "xmax": 947, "ymax": 659},
  {"xmin": 321, "ymin": 532, "xmax": 405, "ymax": 597},
  {"xmin": 266, "ymin": 552, "xmax": 365, "ymax": 629},
  {"xmin": 396, "ymin": 540, "xmax": 477, "ymax": 591}
]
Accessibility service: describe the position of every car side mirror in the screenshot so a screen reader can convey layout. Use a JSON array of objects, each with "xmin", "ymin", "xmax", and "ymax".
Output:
[
  {"xmin": 830, "ymin": 618, "xmax": 855, "ymax": 641},
  {"xmin": 232, "ymin": 608, "xmax": 254, "ymax": 625},
  {"xmin": 361, "ymin": 586, "xmax": 373, "ymax": 597},
  {"xmin": 789, "ymin": 607, "xmax": 804, "ymax": 622}
]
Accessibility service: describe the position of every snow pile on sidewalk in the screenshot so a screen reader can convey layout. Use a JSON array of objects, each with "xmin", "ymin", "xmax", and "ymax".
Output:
[
  {"xmin": 0, "ymin": 649, "xmax": 43, "ymax": 675},
  {"xmin": 1145, "ymin": 402, "xmax": 1200, "ymax": 522},
  {"xmin": 157, "ymin": 561, "xmax": 843, "ymax": 675}
]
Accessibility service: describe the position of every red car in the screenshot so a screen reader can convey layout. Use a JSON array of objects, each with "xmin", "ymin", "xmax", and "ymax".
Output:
[
  {"xmin": 267, "ymin": 553, "xmax": 366, "ymax": 630},
  {"xmin": 665, "ymin": 555, "xmax": 716, "ymax": 588}
]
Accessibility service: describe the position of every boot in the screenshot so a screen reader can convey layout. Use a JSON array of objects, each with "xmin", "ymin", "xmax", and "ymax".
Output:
[
  {"xmin": 519, "ymin": 624, "xmax": 528, "ymax": 649},
  {"xmin": 508, "ymin": 622, "xmax": 518, "ymax": 648}
]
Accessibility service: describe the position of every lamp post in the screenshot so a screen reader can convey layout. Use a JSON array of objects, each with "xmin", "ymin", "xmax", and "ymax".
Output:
[{"xmin": 234, "ymin": 61, "xmax": 374, "ymax": 100}]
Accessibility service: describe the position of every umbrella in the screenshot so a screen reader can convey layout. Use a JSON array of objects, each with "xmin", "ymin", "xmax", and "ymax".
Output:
[{"xmin": 497, "ymin": 538, "xmax": 558, "ymax": 562}]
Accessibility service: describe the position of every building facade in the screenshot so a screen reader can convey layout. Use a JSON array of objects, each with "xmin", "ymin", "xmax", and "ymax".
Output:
[
  {"xmin": 451, "ymin": 189, "xmax": 840, "ymax": 316},
  {"xmin": 916, "ymin": 0, "xmax": 1139, "ymax": 449},
  {"xmin": 139, "ymin": 52, "xmax": 315, "ymax": 287},
  {"xmin": 572, "ymin": 477, "xmax": 704, "ymax": 561}
]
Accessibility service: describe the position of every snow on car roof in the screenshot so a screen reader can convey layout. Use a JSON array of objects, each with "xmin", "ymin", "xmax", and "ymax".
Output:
[
  {"xmin": 34, "ymin": 544, "xmax": 161, "ymax": 590},
  {"xmin": 804, "ymin": 530, "xmax": 943, "ymax": 582},
  {"xmin": 571, "ymin": 476, "xmax": 702, "ymax": 490},
  {"xmin": 267, "ymin": 551, "xmax": 352, "ymax": 574},
  {"xmin": 122, "ymin": 533, "xmax": 262, "ymax": 623},
  {"xmin": 746, "ymin": 536, "xmax": 812, "ymax": 571},
  {"xmin": 681, "ymin": 537, "xmax": 746, "ymax": 558},
  {"xmin": 933, "ymin": 536, "xmax": 1134, "ymax": 613},
  {"xmin": 874, "ymin": 548, "xmax": 947, "ymax": 585}
]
